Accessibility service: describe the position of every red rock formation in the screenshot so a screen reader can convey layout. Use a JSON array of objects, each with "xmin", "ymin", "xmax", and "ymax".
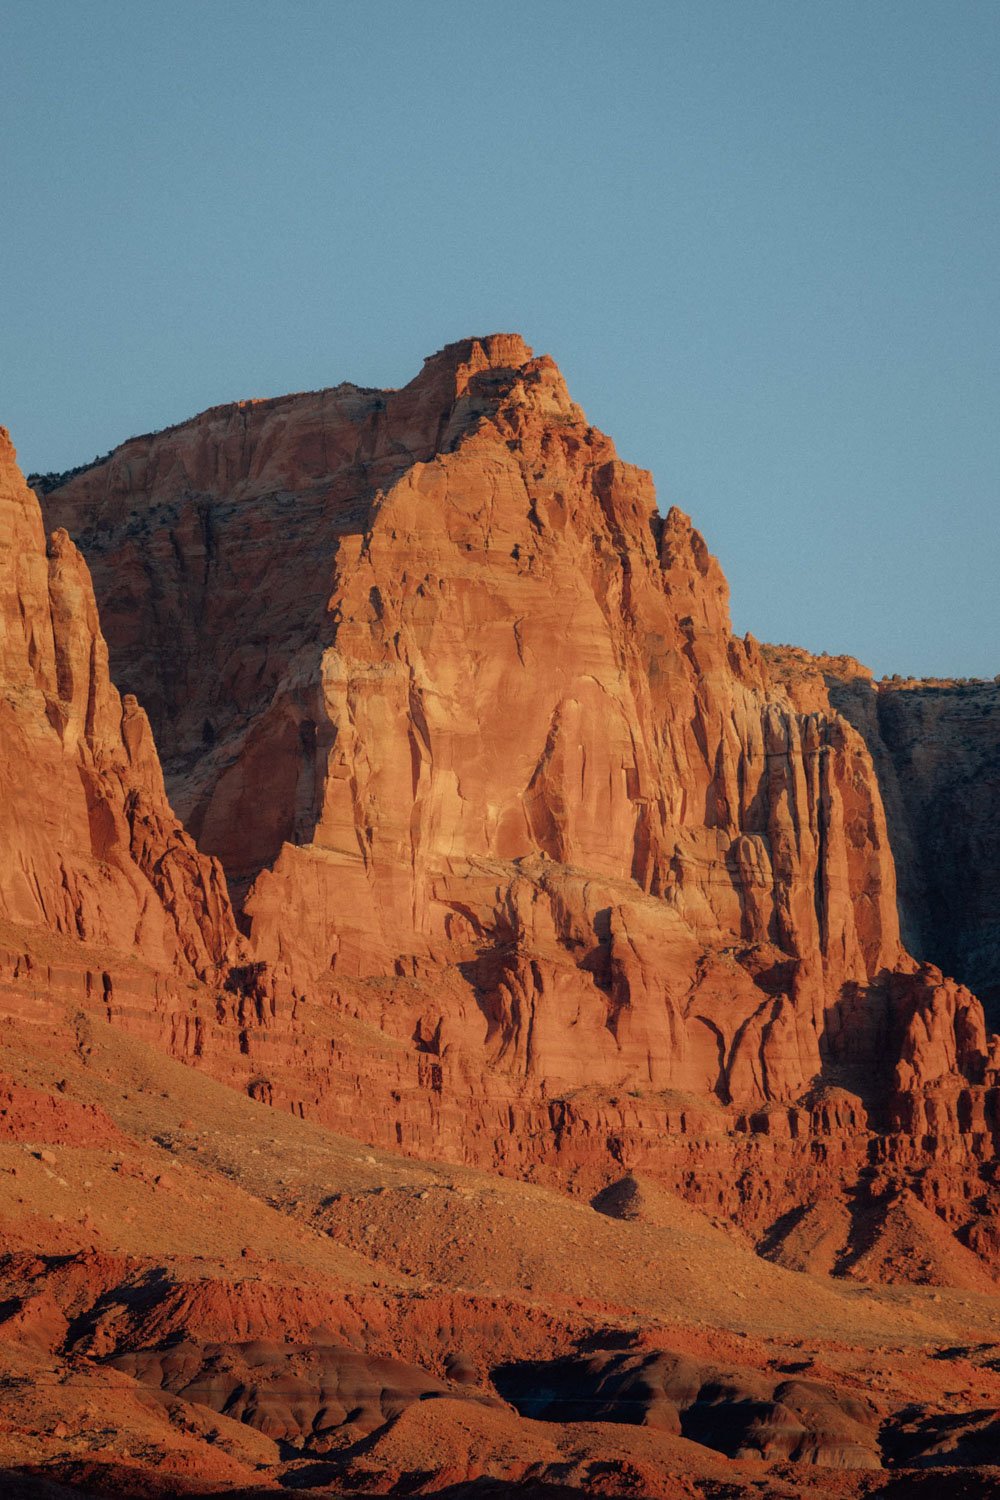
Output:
[
  {"xmin": 765, "ymin": 647, "xmax": 1000, "ymax": 1016},
  {"xmin": 5, "ymin": 375, "xmax": 1000, "ymax": 1495},
  {"xmin": 0, "ymin": 427, "xmax": 237, "ymax": 981},
  {"xmin": 16, "ymin": 339, "xmax": 1000, "ymax": 1282},
  {"xmin": 43, "ymin": 339, "xmax": 907, "ymax": 1114},
  {"xmin": 0, "ymin": 1074, "xmax": 128, "ymax": 1149}
]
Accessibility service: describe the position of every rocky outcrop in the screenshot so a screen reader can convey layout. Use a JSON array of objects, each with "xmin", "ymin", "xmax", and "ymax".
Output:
[
  {"xmin": 18, "ymin": 338, "xmax": 1000, "ymax": 1277},
  {"xmin": 0, "ymin": 1074, "xmax": 128, "ymax": 1149},
  {"xmin": 495, "ymin": 1348, "xmax": 882, "ymax": 1467},
  {"xmin": 765, "ymin": 647, "xmax": 1000, "ymax": 1022},
  {"xmin": 43, "ymin": 339, "xmax": 911, "ymax": 1112},
  {"xmin": 6, "ymin": 349, "xmax": 1000, "ymax": 1494},
  {"xmin": 112, "ymin": 1338, "xmax": 499, "ymax": 1448},
  {"xmin": 844, "ymin": 674, "xmax": 1000, "ymax": 1019},
  {"xmin": 0, "ymin": 427, "xmax": 238, "ymax": 980}
]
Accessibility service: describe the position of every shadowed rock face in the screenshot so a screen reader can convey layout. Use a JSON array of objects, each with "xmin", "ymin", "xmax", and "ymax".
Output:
[
  {"xmin": 846, "ymin": 679, "xmax": 1000, "ymax": 1020},
  {"xmin": 112, "ymin": 1338, "xmax": 497, "ymax": 1448},
  {"xmin": 494, "ymin": 1349, "xmax": 881, "ymax": 1468},
  {"xmin": 764, "ymin": 647, "xmax": 1000, "ymax": 1023}
]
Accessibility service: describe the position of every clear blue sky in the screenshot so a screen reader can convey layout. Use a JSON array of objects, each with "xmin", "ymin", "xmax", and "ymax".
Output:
[{"xmin": 3, "ymin": 1, "xmax": 997, "ymax": 678}]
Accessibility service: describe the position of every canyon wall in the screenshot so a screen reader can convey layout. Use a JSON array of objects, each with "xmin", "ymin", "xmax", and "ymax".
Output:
[
  {"xmin": 8, "ymin": 336, "xmax": 1000, "ymax": 1497},
  {"xmin": 41, "ymin": 340, "xmax": 903, "ymax": 1023},
  {"xmin": 766, "ymin": 647, "xmax": 1000, "ymax": 1021},
  {"xmin": 5, "ymin": 336, "xmax": 994, "ymax": 1262},
  {"xmin": 0, "ymin": 427, "xmax": 237, "ymax": 981}
]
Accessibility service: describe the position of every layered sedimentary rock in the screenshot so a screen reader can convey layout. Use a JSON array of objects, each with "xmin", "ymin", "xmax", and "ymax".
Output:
[
  {"xmin": 8, "ymin": 1010, "xmax": 1000, "ymax": 1497},
  {"xmin": 34, "ymin": 340, "xmax": 998, "ymax": 1214},
  {"xmin": 7, "ymin": 337, "xmax": 1000, "ymax": 1495},
  {"xmin": 766, "ymin": 647, "xmax": 1000, "ymax": 1019},
  {"xmin": 44, "ymin": 342, "xmax": 899, "ymax": 1032},
  {"xmin": 0, "ymin": 427, "xmax": 237, "ymax": 981},
  {"xmin": 837, "ymin": 675, "xmax": 1000, "ymax": 1016}
]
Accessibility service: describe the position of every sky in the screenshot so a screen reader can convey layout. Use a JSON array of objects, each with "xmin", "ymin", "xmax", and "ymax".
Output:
[{"xmin": 2, "ymin": 1, "xmax": 997, "ymax": 679}]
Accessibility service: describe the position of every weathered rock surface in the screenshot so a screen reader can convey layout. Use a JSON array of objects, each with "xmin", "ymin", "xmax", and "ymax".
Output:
[
  {"xmin": 2, "ymin": 907, "xmax": 1000, "ymax": 1497},
  {"xmin": 41, "ymin": 340, "xmax": 905, "ymax": 1079},
  {"xmin": 765, "ymin": 648, "xmax": 1000, "ymax": 1019},
  {"xmin": 112, "ymin": 1337, "xmax": 499, "ymax": 1447},
  {"xmin": 0, "ymin": 427, "xmax": 237, "ymax": 981},
  {"xmin": 5, "ymin": 328, "xmax": 1000, "ymax": 1497},
  {"xmin": 495, "ymin": 1348, "xmax": 882, "ymax": 1467},
  {"xmin": 27, "ymin": 339, "xmax": 1000, "ymax": 1281}
]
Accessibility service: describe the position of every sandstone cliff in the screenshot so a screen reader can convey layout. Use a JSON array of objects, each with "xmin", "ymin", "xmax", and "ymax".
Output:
[
  {"xmin": 37, "ymin": 338, "xmax": 993, "ymax": 1168},
  {"xmin": 0, "ymin": 427, "xmax": 237, "ymax": 981},
  {"xmin": 7, "ymin": 339, "xmax": 1000, "ymax": 1496},
  {"xmin": 765, "ymin": 646, "xmax": 1000, "ymax": 1021}
]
